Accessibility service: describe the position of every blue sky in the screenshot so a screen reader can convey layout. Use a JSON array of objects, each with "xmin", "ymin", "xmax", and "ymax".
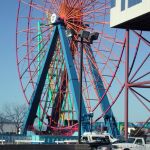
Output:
[
  {"xmin": 0, "ymin": 1, "xmax": 149, "ymax": 123},
  {"xmin": 0, "ymin": 1, "xmax": 25, "ymax": 108}
]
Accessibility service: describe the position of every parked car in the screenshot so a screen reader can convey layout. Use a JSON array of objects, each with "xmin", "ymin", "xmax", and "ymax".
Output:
[
  {"xmin": 81, "ymin": 132, "xmax": 112, "ymax": 149},
  {"xmin": 112, "ymin": 137, "xmax": 150, "ymax": 150}
]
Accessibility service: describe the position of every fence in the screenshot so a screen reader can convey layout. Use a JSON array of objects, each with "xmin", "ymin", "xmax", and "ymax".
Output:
[{"xmin": 0, "ymin": 134, "xmax": 78, "ymax": 144}]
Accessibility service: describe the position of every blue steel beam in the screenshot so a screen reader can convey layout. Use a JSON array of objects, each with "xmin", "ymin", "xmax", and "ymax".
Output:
[
  {"xmin": 86, "ymin": 45, "xmax": 120, "ymax": 137},
  {"xmin": 58, "ymin": 24, "xmax": 89, "ymax": 133},
  {"xmin": 22, "ymin": 26, "xmax": 58, "ymax": 134}
]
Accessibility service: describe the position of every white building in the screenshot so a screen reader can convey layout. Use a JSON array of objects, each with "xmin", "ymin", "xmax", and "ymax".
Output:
[
  {"xmin": 0, "ymin": 117, "xmax": 17, "ymax": 134},
  {"xmin": 110, "ymin": 0, "xmax": 150, "ymax": 30}
]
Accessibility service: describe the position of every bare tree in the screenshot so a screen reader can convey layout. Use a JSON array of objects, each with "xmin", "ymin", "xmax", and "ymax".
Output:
[{"xmin": 4, "ymin": 104, "xmax": 27, "ymax": 134}]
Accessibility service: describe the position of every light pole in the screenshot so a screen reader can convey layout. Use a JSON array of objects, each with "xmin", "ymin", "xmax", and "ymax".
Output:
[
  {"xmin": 78, "ymin": 36, "xmax": 83, "ymax": 144},
  {"xmin": 78, "ymin": 30, "xmax": 90, "ymax": 143},
  {"xmin": 78, "ymin": 30, "xmax": 99, "ymax": 143}
]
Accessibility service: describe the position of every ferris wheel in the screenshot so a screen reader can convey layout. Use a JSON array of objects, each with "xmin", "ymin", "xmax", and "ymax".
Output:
[{"xmin": 16, "ymin": 0, "xmax": 150, "ymax": 136}]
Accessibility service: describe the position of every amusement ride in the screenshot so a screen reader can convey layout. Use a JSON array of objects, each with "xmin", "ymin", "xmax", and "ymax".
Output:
[{"xmin": 16, "ymin": 0, "xmax": 150, "ymax": 138}]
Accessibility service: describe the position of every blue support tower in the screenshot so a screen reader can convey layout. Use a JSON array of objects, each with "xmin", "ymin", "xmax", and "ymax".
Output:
[
  {"xmin": 22, "ymin": 22, "xmax": 119, "ymax": 137},
  {"xmin": 22, "ymin": 24, "xmax": 89, "ymax": 135},
  {"xmin": 58, "ymin": 24, "xmax": 88, "ymax": 132},
  {"xmin": 86, "ymin": 45, "xmax": 120, "ymax": 137},
  {"xmin": 22, "ymin": 26, "xmax": 58, "ymax": 134}
]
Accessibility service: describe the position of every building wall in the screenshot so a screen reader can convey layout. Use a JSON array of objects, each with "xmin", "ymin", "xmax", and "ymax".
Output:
[
  {"xmin": 0, "ymin": 123, "xmax": 17, "ymax": 134},
  {"xmin": 110, "ymin": 0, "xmax": 150, "ymax": 27}
]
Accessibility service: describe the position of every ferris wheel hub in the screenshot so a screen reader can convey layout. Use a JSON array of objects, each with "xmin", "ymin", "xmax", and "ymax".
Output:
[{"xmin": 50, "ymin": 13, "xmax": 58, "ymax": 24}]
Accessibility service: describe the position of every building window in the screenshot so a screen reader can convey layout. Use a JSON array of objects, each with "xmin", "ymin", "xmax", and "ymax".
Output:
[
  {"xmin": 128, "ymin": 0, "xmax": 142, "ymax": 8},
  {"xmin": 111, "ymin": 0, "xmax": 116, "ymax": 8},
  {"xmin": 121, "ymin": 0, "xmax": 125, "ymax": 11}
]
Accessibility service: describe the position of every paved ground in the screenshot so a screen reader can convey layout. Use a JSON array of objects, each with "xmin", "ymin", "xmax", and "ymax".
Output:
[{"xmin": 0, "ymin": 144, "xmax": 91, "ymax": 150}]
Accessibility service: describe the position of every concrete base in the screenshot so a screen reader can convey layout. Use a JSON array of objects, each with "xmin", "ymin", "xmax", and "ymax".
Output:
[{"xmin": 0, "ymin": 144, "xmax": 91, "ymax": 150}]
